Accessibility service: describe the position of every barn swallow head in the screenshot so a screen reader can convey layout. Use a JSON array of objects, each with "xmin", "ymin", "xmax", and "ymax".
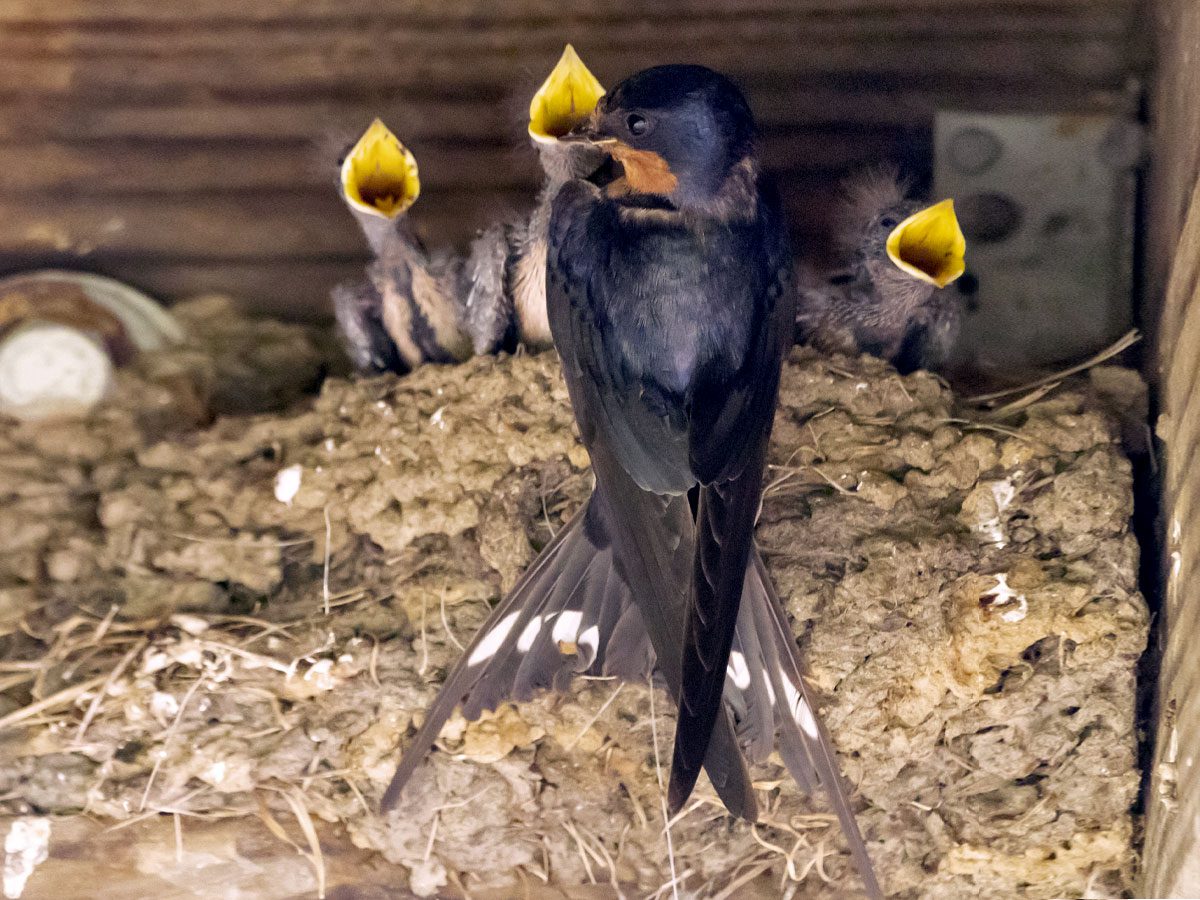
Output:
[
  {"xmin": 883, "ymin": 199, "xmax": 966, "ymax": 288},
  {"xmin": 564, "ymin": 64, "xmax": 757, "ymax": 210},
  {"xmin": 340, "ymin": 119, "xmax": 420, "ymax": 220}
]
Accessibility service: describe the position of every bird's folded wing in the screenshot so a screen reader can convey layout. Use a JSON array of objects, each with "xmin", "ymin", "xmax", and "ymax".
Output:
[
  {"xmin": 671, "ymin": 178, "xmax": 794, "ymax": 812},
  {"xmin": 331, "ymin": 280, "xmax": 404, "ymax": 374},
  {"xmin": 544, "ymin": 179, "xmax": 758, "ymax": 819}
]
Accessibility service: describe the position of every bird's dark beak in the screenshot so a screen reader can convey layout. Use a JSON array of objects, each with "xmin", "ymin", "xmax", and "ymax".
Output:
[
  {"xmin": 528, "ymin": 45, "xmax": 607, "ymax": 144},
  {"xmin": 340, "ymin": 119, "xmax": 420, "ymax": 220},
  {"xmin": 558, "ymin": 118, "xmax": 618, "ymax": 145},
  {"xmin": 885, "ymin": 199, "xmax": 967, "ymax": 288}
]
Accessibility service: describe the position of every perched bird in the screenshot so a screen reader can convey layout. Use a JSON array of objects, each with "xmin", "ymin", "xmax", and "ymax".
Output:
[
  {"xmin": 332, "ymin": 119, "xmax": 472, "ymax": 374},
  {"xmin": 796, "ymin": 171, "xmax": 967, "ymax": 374},
  {"xmin": 382, "ymin": 65, "xmax": 880, "ymax": 897},
  {"xmin": 333, "ymin": 47, "xmax": 608, "ymax": 370}
]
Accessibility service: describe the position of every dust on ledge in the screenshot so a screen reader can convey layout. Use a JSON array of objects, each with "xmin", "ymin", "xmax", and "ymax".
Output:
[{"xmin": 0, "ymin": 296, "xmax": 1147, "ymax": 899}]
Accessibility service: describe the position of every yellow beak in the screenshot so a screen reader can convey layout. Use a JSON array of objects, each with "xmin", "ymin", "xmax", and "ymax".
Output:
[
  {"xmin": 340, "ymin": 118, "xmax": 420, "ymax": 219},
  {"xmin": 528, "ymin": 44, "xmax": 606, "ymax": 144},
  {"xmin": 885, "ymin": 199, "xmax": 967, "ymax": 288}
]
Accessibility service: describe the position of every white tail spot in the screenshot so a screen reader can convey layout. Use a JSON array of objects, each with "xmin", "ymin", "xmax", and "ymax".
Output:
[
  {"xmin": 780, "ymin": 667, "xmax": 819, "ymax": 738},
  {"xmin": 726, "ymin": 651, "xmax": 751, "ymax": 689},
  {"xmin": 516, "ymin": 615, "xmax": 543, "ymax": 652},
  {"xmin": 794, "ymin": 695, "xmax": 819, "ymax": 739},
  {"xmin": 468, "ymin": 612, "xmax": 520, "ymax": 666},
  {"xmin": 551, "ymin": 610, "xmax": 583, "ymax": 645},
  {"xmin": 578, "ymin": 625, "xmax": 600, "ymax": 662}
]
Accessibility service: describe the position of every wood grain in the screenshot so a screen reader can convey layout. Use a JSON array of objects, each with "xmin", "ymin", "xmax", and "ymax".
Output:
[
  {"xmin": 0, "ymin": 0, "xmax": 1140, "ymax": 316},
  {"xmin": 1145, "ymin": 6, "xmax": 1200, "ymax": 894},
  {"xmin": 0, "ymin": 0, "xmax": 1136, "ymax": 26}
]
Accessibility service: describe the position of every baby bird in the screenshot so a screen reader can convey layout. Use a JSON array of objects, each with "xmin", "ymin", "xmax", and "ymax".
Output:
[
  {"xmin": 333, "ymin": 46, "xmax": 609, "ymax": 371},
  {"xmin": 463, "ymin": 44, "xmax": 609, "ymax": 354},
  {"xmin": 795, "ymin": 171, "xmax": 967, "ymax": 374},
  {"xmin": 332, "ymin": 119, "xmax": 472, "ymax": 374}
]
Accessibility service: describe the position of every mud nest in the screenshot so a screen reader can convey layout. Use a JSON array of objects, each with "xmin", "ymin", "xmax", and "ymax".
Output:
[{"xmin": 0, "ymin": 297, "xmax": 1147, "ymax": 898}]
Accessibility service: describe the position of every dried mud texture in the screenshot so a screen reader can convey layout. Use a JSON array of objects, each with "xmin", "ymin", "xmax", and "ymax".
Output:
[{"xmin": 0, "ymin": 311, "xmax": 1146, "ymax": 899}]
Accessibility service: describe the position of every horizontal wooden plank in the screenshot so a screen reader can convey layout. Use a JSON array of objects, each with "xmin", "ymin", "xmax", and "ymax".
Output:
[
  {"xmin": 0, "ymin": 126, "xmax": 920, "ymax": 195},
  {"xmin": 0, "ymin": 0, "xmax": 1135, "ymax": 27},
  {"xmin": 0, "ymin": 140, "xmax": 537, "ymax": 195},
  {"xmin": 0, "ymin": 165, "xmax": 857, "ymax": 257},
  {"xmin": 0, "ymin": 77, "xmax": 1129, "ymax": 148},
  {"xmin": 104, "ymin": 259, "xmax": 355, "ymax": 319},
  {"xmin": 0, "ymin": 34, "xmax": 1130, "ymax": 102},
  {"xmin": 9, "ymin": 204, "xmax": 848, "ymax": 321},
  {"xmin": 0, "ymin": 190, "xmax": 537, "ymax": 260},
  {"xmin": 0, "ymin": 7, "xmax": 1130, "ymax": 57}
]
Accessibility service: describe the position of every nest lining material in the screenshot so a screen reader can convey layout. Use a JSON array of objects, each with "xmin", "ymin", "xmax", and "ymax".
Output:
[{"xmin": 0, "ymin": 297, "xmax": 1147, "ymax": 898}]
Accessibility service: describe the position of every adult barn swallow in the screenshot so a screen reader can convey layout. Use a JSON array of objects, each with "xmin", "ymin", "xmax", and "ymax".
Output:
[
  {"xmin": 382, "ymin": 65, "xmax": 880, "ymax": 896},
  {"xmin": 796, "ymin": 171, "xmax": 967, "ymax": 373},
  {"xmin": 333, "ymin": 119, "xmax": 473, "ymax": 373}
]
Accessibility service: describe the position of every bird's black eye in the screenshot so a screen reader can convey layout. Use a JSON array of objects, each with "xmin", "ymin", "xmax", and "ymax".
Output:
[
  {"xmin": 880, "ymin": 216, "xmax": 898, "ymax": 229},
  {"xmin": 626, "ymin": 113, "xmax": 650, "ymax": 137}
]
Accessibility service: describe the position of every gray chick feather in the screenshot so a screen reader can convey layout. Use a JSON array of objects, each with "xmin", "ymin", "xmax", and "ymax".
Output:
[{"xmin": 796, "ymin": 169, "xmax": 962, "ymax": 374}]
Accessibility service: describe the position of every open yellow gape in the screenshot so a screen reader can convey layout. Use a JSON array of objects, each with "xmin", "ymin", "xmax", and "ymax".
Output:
[
  {"xmin": 885, "ymin": 199, "xmax": 967, "ymax": 288},
  {"xmin": 528, "ymin": 44, "xmax": 606, "ymax": 143},
  {"xmin": 341, "ymin": 118, "xmax": 421, "ymax": 219}
]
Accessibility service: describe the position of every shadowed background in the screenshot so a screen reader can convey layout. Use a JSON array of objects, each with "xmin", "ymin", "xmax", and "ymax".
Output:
[{"xmin": 0, "ymin": 0, "xmax": 1146, "ymax": 319}]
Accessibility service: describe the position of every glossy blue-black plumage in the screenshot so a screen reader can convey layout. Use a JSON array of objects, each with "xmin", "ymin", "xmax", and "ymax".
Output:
[
  {"xmin": 546, "ymin": 65, "xmax": 793, "ymax": 815},
  {"xmin": 381, "ymin": 64, "xmax": 881, "ymax": 899}
]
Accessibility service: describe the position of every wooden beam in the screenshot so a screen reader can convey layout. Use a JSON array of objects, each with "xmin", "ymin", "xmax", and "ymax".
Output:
[
  {"xmin": 0, "ymin": 189, "xmax": 538, "ymax": 259},
  {"xmin": 1145, "ymin": 0, "xmax": 1200, "ymax": 891},
  {"xmin": 0, "ymin": 36, "xmax": 1131, "ymax": 102},
  {"xmin": 0, "ymin": 127, "xmax": 923, "ymax": 196},
  {"xmin": 0, "ymin": 0, "xmax": 1136, "ymax": 27}
]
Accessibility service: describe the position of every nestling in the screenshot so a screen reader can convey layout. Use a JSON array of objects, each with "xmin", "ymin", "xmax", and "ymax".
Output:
[
  {"xmin": 332, "ymin": 47, "xmax": 609, "ymax": 370},
  {"xmin": 796, "ymin": 170, "xmax": 967, "ymax": 373},
  {"xmin": 464, "ymin": 44, "xmax": 610, "ymax": 354},
  {"xmin": 331, "ymin": 119, "xmax": 472, "ymax": 374}
]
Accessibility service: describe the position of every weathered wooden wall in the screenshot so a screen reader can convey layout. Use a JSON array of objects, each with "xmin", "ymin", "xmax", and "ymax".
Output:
[
  {"xmin": 0, "ymin": 0, "xmax": 1140, "ymax": 317},
  {"xmin": 1145, "ymin": 0, "xmax": 1200, "ymax": 894}
]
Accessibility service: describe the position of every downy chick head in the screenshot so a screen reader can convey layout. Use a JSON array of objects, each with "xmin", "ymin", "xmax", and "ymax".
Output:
[
  {"xmin": 840, "ymin": 170, "xmax": 967, "ymax": 299},
  {"xmin": 528, "ymin": 45, "xmax": 608, "ymax": 184},
  {"xmin": 565, "ymin": 64, "xmax": 758, "ymax": 209}
]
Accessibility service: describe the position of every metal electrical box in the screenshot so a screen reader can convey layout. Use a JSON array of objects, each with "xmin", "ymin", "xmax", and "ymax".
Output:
[{"xmin": 934, "ymin": 111, "xmax": 1139, "ymax": 369}]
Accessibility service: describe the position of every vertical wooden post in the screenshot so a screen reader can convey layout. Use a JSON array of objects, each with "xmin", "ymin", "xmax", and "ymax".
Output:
[{"xmin": 1145, "ymin": 1, "xmax": 1200, "ymax": 894}]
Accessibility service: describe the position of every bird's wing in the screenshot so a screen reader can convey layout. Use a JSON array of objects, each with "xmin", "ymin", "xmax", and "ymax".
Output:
[
  {"xmin": 546, "ymin": 179, "xmax": 758, "ymax": 820},
  {"xmin": 670, "ymin": 180, "xmax": 796, "ymax": 811},
  {"xmin": 381, "ymin": 499, "xmax": 650, "ymax": 812}
]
